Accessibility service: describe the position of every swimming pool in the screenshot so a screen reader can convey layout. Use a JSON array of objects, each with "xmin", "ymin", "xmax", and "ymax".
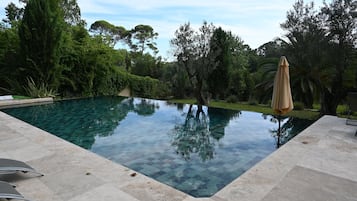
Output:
[{"xmin": 2, "ymin": 96, "xmax": 313, "ymax": 197}]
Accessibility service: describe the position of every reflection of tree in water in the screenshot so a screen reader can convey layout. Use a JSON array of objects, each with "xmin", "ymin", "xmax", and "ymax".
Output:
[
  {"xmin": 133, "ymin": 99, "xmax": 159, "ymax": 116},
  {"xmin": 165, "ymin": 101, "xmax": 185, "ymax": 111},
  {"xmin": 208, "ymin": 107, "xmax": 241, "ymax": 140},
  {"xmin": 3, "ymin": 96, "xmax": 158, "ymax": 149},
  {"xmin": 171, "ymin": 105, "xmax": 240, "ymax": 162},
  {"xmin": 266, "ymin": 115, "xmax": 314, "ymax": 146}
]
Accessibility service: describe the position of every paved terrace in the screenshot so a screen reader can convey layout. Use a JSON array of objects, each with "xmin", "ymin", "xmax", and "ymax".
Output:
[{"xmin": 0, "ymin": 99, "xmax": 357, "ymax": 201}]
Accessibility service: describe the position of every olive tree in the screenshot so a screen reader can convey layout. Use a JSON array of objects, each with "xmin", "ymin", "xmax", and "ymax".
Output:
[{"xmin": 171, "ymin": 21, "xmax": 218, "ymax": 106}]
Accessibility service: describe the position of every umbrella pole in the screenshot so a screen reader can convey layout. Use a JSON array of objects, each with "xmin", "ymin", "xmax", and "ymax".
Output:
[{"xmin": 277, "ymin": 115, "xmax": 281, "ymax": 148}]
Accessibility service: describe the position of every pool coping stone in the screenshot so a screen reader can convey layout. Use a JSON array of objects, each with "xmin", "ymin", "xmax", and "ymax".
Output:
[{"xmin": 0, "ymin": 97, "xmax": 53, "ymax": 109}]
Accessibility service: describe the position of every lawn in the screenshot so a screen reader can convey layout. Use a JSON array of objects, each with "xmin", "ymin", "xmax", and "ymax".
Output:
[
  {"xmin": 169, "ymin": 99, "xmax": 321, "ymax": 120},
  {"xmin": 12, "ymin": 95, "xmax": 31, "ymax": 99}
]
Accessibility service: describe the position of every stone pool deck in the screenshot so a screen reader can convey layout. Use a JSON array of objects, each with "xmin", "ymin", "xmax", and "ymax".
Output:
[{"xmin": 0, "ymin": 99, "xmax": 357, "ymax": 201}]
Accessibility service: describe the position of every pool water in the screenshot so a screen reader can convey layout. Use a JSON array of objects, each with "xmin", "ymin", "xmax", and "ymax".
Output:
[{"xmin": 2, "ymin": 96, "xmax": 313, "ymax": 197}]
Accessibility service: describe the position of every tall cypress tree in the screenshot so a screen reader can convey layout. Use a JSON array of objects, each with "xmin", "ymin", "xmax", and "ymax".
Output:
[
  {"xmin": 207, "ymin": 27, "xmax": 231, "ymax": 100},
  {"xmin": 19, "ymin": 0, "xmax": 64, "ymax": 87}
]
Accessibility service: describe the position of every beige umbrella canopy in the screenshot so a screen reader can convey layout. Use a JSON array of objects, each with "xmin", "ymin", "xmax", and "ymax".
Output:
[
  {"xmin": 271, "ymin": 56, "xmax": 293, "ymax": 148},
  {"xmin": 271, "ymin": 56, "xmax": 293, "ymax": 115}
]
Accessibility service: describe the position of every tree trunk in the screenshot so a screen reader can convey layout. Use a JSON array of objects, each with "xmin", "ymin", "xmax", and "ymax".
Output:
[
  {"xmin": 194, "ymin": 80, "xmax": 208, "ymax": 105},
  {"xmin": 320, "ymin": 68, "xmax": 347, "ymax": 116},
  {"xmin": 196, "ymin": 105, "xmax": 204, "ymax": 118},
  {"xmin": 320, "ymin": 88, "xmax": 338, "ymax": 116}
]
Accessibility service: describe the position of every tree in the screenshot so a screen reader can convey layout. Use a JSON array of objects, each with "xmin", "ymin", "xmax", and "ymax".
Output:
[
  {"xmin": 256, "ymin": 39, "xmax": 284, "ymax": 58},
  {"xmin": 61, "ymin": 0, "xmax": 84, "ymax": 26},
  {"xmin": 89, "ymin": 20, "xmax": 127, "ymax": 47},
  {"xmin": 171, "ymin": 63, "xmax": 190, "ymax": 98},
  {"xmin": 171, "ymin": 21, "xmax": 218, "ymax": 105},
  {"xmin": 228, "ymin": 34, "xmax": 252, "ymax": 101},
  {"xmin": 131, "ymin": 53, "xmax": 157, "ymax": 77},
  {"xmin": 129, "ymin": 24, "xmax": 158, "ymax": 55},
  {"xmin": 0, "ymin": 23, "xmax": 21, "ymax": 94},
  {"xmin": 207, "ymin": 27, "xmax": 231, "ymax": 99},
  {"xmin": 319, "ymin": 0, "xmax": 357, "ymax": 115},
  {"xmin": 3, "ymin": 2, "xmax": 24, "ymax": 27},
  {"xmin": 280, "ymin": 0, "xmax": 356, "ymax": 114},
  {"xmin": 18, "ymin": 0, "xmax": 65, "ymax": 87},
  {"xmin": 280, "ymin": 0, "xmax": 329, "ymax": 109},
  {"xmin": 3, "ymin": 0, "xmax": 83, "ymax": 27}
]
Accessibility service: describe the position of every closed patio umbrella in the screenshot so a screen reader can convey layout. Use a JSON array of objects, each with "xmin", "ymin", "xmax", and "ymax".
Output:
[{"xmin": 271, "ymin": 56, "xmax": 293, "ymax": 147}]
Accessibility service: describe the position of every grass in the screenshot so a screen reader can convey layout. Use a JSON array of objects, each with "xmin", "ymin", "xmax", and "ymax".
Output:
[
  {"xmin": 169, "ymin": 99, "xmax": 321, "ymax": 120},
  {"xmin": 12, "ymin": 95, "xmax": 31, "ymax": 100}
]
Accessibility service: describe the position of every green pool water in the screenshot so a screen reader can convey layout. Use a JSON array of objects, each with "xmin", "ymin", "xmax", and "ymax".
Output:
[{"xmin": 2, "ymin": 96, "xmax": 313, "ymax": 197}]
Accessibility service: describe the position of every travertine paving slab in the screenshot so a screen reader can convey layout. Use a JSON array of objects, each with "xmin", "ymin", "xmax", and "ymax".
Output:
[
  {"xmin": 68, "ymin": 184, "xmax": 141, "ymax": 201},
  {"xmin": 40, "ymin": 168, "xmax": 105, "ymax": 200},
  {"xmin": 261, "ymin": 166, "xmax": 357, "ymax": 201},
  {"xmin": 16, "ymin": 178, "xmax": 63, "ymax": 201},
  {"xmin": 120, "ymin": 179, "xmax": 188, "ymax": 201}
]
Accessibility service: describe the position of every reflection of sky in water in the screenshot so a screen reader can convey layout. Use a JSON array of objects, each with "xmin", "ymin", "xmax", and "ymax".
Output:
[{"xmin": 2, "ymin": 96, "xmax": 312, "ymax": 197}]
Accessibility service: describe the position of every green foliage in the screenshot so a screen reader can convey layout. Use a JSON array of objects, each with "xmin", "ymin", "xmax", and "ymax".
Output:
[
  {"xmin": 171, "ymin": 21, "xmax": 218, "ymax": 105},
  {"xmin": 129, "ymin": 24, "xmax": 158, "ymax": 55},
  {"xmin": 2, "ymin": 0, "xmax": 354, "ymax": 107},
  {"xmin": 208, "ymin": 27, "xmax": 231, "ymax": 99},
  {"xmin": 24, "ymin": 77, "xmax": 57, "ymax": 98},
  {"xmin": 61, "ymin": 0, "xmax": 83, "ymax": 25},
  {"xmin": 18, "ymin": 0, "xmax": 65, "ymax": 88},
  {"xmin": 89, "ymin": 20, "xmax": 127, "ymax": 47},
  {"xmin": 171, "ymin": 64, "xmax": 190, "ymax": 98},
  {"xmin": 1, "ymin": 0, "xmax": 168, "ymax": 100},
  {"xmin": 0, "ymin": 24, "xmax": 21, "ymax": 93},
  {"xmin": 57, "ymin": 25, "xmax": 134, "ymax": 97},
  {"xmin": 248, "ymin": 99, "xmax": 258, "ymax": 105},
  {"xmin": 131, "ymin": 53, "xmax": 162, "ymax": 78},
  {"xmin": 12, "ymin": 95, "xmax": 30, "ymax": 99},
  {"xmin": 256, "ymin": 39, "xmax": 284, "ymax": 58},
  {"xmin": 294, "ymin": 102, "xmax": 305, "ymax": 111},
  {"xmin": 226, "ymin": 95, "xmax": 238, "ymax": 103},
  {"xmin": 128, "ymin": 74, "xmax": 169, "ymax": 98},
  {"xmin": 227, "ymin": 68, "xmax": 254, "ymax": 101},
  {"xmin": 280, "ymin": 0, "xmax": 357, "ymax": 115},
  {"xmin": 3, "ymin": 2, "xmax": 24, "ymax": 26}
]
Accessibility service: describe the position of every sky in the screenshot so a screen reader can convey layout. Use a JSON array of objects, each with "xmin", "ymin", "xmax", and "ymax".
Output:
[{"xmin": 0, "ymin": 0, "xmax": 330, "ymax": 60}]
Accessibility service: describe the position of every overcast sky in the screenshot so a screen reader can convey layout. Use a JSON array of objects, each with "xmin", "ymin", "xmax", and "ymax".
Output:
[{"xmin": 1, "ymin": 0, "xmax": 330, "ymax": 60}]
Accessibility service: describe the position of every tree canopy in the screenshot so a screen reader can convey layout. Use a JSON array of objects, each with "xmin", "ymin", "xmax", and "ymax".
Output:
[{"xmin": 0, "ymin": 0, "xmax": 356, "ymax": 117}]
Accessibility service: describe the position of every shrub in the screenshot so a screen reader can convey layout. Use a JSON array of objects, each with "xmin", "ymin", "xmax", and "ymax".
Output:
[
  {"xmin": 226, "ymin": 95, "xmax": 238, "ymax": 103},
  {"xmin": 266, "ymin": 100, "xmax": 272, "ymax": 107},
  {"xmin": 294, "ymin": 102, "xmax": 304, "ymax": 111},
  {"xmin": 248, "ymin": 99, "xmax": 258, "ymax": 105},
  {"xmin": 24, "ymin": 77, "xmax": 58, "ymax": 98},
  {"xmin": 128, "ymin": 74, "xmax": 170, "ymax": 99}
]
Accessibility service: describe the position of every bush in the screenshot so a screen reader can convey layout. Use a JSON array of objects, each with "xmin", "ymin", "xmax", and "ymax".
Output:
[
  {"xmin": 248, "ymin": 99, "xmax": 258, "ymax": 105},
  {"xmin": 128, "ymin": 74, "xmax": 170, "ymax": 99},
  {"xmin": 226, "ymin": 95, "xmax": 238, "ymax": 103},
  {"xmin": 294, "ymin": 102, "xmax": 304, "ymax": 111},
  {"xmin": 24, "ymin": 77, "xmax": 57, "ymax": 98}
]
